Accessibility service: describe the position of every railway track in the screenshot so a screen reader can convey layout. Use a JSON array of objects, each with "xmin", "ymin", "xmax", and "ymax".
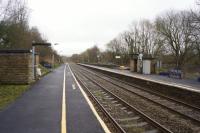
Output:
[
  {"xmin": 71, "ymin": 65, "xmax": 172, "ymax": 133},
  {"xmin": 76, "ymin": 65, "xmax": 200, "ymax": 123},
  {"xmin": 71, "ymin": 64, "xmax": 200, "ymax": 132}
]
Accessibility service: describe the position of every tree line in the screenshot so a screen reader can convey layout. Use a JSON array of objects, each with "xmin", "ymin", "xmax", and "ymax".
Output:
[
  {"xmin": 0, "ymin": 0, "xmax": 61, "ymax": 64},
  {"xmin": 70, "ymin": 4, "xmax": 200, "ymax": 71}
]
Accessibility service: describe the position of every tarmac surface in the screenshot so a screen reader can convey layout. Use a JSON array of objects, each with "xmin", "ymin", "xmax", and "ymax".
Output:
[
  {"xmin": 0, "ymin": 64, "xmax": 105, "ymax": 133},
  {"xmin": 66, "ymin": 64, "xmax": 104, "ymax": 133}
]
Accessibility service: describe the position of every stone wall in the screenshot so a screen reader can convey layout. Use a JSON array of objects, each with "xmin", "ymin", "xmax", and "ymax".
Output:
[{"xmin": 0, "ymin": 50, "xmax": 33, "ymax": 84}]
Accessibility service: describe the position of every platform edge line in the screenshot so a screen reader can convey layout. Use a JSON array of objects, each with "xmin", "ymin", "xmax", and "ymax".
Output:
[
  {"xmin": 61, "ymin": 64, "xmax": 67, "ymax": 133},
  {"xmin": 68, "ymin": 64, "xmax": 111, "ymax": 133}
]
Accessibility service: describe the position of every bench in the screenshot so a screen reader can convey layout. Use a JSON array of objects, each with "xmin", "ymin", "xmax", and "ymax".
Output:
[{"xmin": 169, "ymin": 69, "xmax": 183, "ymax": 79}]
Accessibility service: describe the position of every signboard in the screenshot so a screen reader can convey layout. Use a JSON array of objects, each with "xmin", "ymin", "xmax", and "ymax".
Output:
[
  {"xmin": 32, "ymin": 42, "xmax": 51, "ymax": 46},
  {"xmin": 115, "ymin": 56, "xmax": 121, "ymax": 59}
]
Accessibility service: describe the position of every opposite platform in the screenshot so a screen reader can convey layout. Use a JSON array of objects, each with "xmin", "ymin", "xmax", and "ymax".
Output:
[{"xmin": 79, "ymin": 63, "xmax": 200, "ymax": 92}]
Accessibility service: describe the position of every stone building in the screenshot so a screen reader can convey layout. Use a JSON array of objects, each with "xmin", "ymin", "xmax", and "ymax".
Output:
[
  {"xmin": 130, "ymin": 54, "xmax": 156, "ymax": 74},
  {"xmin": 0, "ymin": 50, "xmax": 34, "ymax": 84}
]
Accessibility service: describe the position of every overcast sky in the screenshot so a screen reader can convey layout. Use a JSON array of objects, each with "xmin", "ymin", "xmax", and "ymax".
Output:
[{"xmin": 28, "ymin": 0, "xmax": 196, "ymax": 56}]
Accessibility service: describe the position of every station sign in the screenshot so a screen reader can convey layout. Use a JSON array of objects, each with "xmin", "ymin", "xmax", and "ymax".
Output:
[{"xmin": 115, "ymin": 56, "xmax": 121, "ymax": 59}]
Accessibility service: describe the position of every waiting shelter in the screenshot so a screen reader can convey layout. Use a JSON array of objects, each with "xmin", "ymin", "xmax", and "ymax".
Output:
[{"xmin": 130, "ymin": 53, "xmax": 155, "ymax": 74}]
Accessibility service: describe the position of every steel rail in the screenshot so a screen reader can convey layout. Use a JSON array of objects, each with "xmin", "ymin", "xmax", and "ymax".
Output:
[
  {"xmin": 73, "ymin": 71, "xmax": 127, "ymax": 133},
  {"xmin": 72, "ymin": 66, "xmax": 173, "ymax": 133},
  {"xmin": 76, "ymin": 65, "xmax": 200, "ymax": 124},
  {"xmin": 79, "ymin": 64, "xmax": 200, "ymax": 111}
]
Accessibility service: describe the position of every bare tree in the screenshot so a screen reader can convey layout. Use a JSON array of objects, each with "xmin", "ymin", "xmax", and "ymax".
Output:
[
  {"xmin": 106, "ymin": 37, "xmax": 129, "ymax": 64},
  {"xmin": 76, "ymin": 45, "xmax": 100, "ymax": 63},
  {"xmin": 0, "ymin": 0, "xmax": 30, "ymax": 49},
  {"xmin": 189, "ymin": 8, "xmax": 200, "ymax": 62},
  {"xmin": 107, "ymin": 38, "xmax": 122, "ymax": 55},
  {"xmin": 121, "ymin": 22, "xmax": 141, "ymax": 55},
  {"xmin": 2, "ymin": 0, "xmax": 29, "ymax": 24},
  {"xmin": 156, "ymin": 11, "xmax": 194, "ymax": 69},
  {"xmin": 137, "ymin": 20, "xmax": 165, "ymax": 57},
  {"xmin": 122, "ymin": 20, "xmax": 163, "ymax": 58}
]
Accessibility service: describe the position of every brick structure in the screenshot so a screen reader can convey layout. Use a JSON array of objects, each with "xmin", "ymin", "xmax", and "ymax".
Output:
[{"xmin": 0, "ymin": 50, "xmax": 33, "ymax": 84}]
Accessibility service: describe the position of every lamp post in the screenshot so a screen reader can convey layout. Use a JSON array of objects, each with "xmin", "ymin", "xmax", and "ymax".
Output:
[
  {"xmin": 52, "ymin": 43, "xmax": 59, "ymax": 69},
  {"xmin": 32, "ymin": 42, "xmax": 51, "ymax": 80},
  {"xmin": 138, "ymin": 53, "xmax": 143, "ymax": 73},
  {"xmin": 58, "ymin": 50, "xmax": 63, "ymax": 64},
  {"xmin": 115, "ymin": 55, "xmax": 121, "ymax": 65}
]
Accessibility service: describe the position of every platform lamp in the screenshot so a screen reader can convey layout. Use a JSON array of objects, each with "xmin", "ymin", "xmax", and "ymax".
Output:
[
  {"xmin": 32, "ymin": 42, "xmax": 51, "ymax": 80},
  {"xmin": 57, "ymin": 50, "xmax": 63, "ymax": 64},
  {"xmin": 52, "ymin": 43, "xmax": 59, "ymax": 69}
]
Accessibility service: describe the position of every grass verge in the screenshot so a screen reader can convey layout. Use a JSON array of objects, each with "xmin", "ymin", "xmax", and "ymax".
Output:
[
  {"xmin": 0, "ymin": 85, "xmax": 29, "ymax": 110},
  {"xmin": 54, "ymin": 63, "xmax": 61, "ymax": 69}
]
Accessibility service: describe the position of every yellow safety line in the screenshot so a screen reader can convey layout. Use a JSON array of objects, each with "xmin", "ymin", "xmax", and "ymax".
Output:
[{"xmin": 61, "ymin": 64, "xmax": 67, "ymax": 133}]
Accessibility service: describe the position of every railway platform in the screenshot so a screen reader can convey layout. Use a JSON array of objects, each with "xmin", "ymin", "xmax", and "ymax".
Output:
[
  {"xmin": 66, "ymin": 64, "xmax": 107, "ymax": 133},
  {"xmin": 0, "ymin": 64, "xmax": 108, "ymax": 133},
  {"xmin": 79, "ymin": 64, "xmax": 200, "ymax": 92}
]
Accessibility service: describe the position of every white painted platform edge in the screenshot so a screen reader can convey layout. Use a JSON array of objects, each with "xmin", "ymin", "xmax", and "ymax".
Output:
[{"xmin": 68, "ymin": 64, "xmax": 111, "ymax": 133}]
